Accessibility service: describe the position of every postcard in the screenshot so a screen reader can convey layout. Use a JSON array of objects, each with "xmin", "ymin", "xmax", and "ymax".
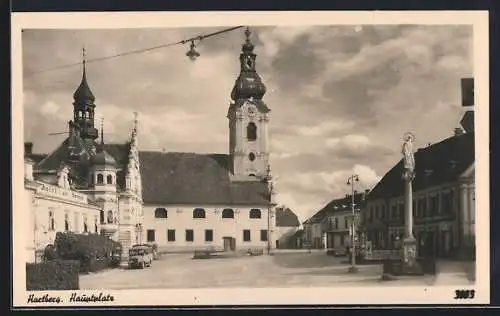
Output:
[{"xmin": 11, "ymin": 10, "xmax": 489, "ymax": 307}]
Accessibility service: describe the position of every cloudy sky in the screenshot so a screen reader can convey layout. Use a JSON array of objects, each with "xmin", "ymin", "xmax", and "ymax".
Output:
[{"xmin": 22, "ymin": 25, "xmax": 473, "ymax": 223}]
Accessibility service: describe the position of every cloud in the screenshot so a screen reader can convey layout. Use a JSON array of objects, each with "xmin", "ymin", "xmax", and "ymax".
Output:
[
  {"xmin": 277, "ymin": 164, "xmax": 382, "ymax": 219},
  {"xmin": 296, "ymin": 120, "xmax": 355, "ymax": 137}
]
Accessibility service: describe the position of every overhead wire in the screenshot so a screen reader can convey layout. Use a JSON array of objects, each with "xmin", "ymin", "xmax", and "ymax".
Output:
[{"xmin": 26, "ymin": 25, "xmax": 245, "ymax": 77}]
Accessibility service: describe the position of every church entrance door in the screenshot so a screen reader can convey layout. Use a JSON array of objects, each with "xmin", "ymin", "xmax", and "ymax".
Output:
[{"xmin": 223, "ymin": 237, "xmax": 235, "ymax": 252}]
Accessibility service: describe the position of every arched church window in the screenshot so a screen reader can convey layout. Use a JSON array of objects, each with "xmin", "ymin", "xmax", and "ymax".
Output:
[
  {"xmin": 222, "ymin": 208, "xmax": 234, "ymax": 219},
  {"xmin": 193, "ymin": 208, "xmax": 206, "ymax": 219},
  {"xmin": 250, "ymin": 209, "xmax": 261, "ymax": 219},
  {"xmin": 155, "ymin": 208, "xmax": 168, "ymax": 219},
  {"xmin": 78, "ymin": 111, "xmax": 83, "ymax": 118},
  {"xmin": 94, "ymin": 217, "xmax": 98, "ymax": 233},
  {"xmin": 247, "ymin": 122, "xmax": 257, "ymax": 141},
  {"xmin": 248, "ymin": 152, "xmax": 256, "ymax": 161},
  {"xmin": 100, "ymin": 210, "xmax": 104, "ymax": 224},
  {"xmin": 107, "ymin": 175, "xmax": 113, "ymax": 185},
  {"xmin": 107, "ymin": 211, "xmax": 113, "ymax": 224},
  {"xmin": 97, "ymin": 174, "xmax": 104, "ymax": 184}
]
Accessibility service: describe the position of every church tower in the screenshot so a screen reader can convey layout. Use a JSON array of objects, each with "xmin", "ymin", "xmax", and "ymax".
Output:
[
  {"xmin": 228, "ymin": 27, "xmax": 271, "ymax": 180},
  {"xmin": 72, "ymin": 48, "xmax": 98, "ymax": 140},
  {"xmin": 89, "ymin": 120, "xmax": 119, "ymax": 240}
]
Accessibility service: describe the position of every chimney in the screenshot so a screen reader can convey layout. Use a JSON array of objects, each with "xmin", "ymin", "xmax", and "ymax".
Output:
[
  {"xmin": 454, "ymin": 127, "xmax": 464, "ymax": 136},
  {"xmin": 25, "ymin": 157, "xmax": 34, "ymax": 181},
  {"xmin": 24, "ymin": 142, "xmax": 33, "ymax": 156}
]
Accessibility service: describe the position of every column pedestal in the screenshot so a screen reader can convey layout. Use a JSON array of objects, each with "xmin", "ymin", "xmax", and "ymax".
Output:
[
  {"xmin": 382, "ymin": 171, "xmax": 423, "ymax": 280},
  {"xmin": 400, "ymin": 174, "xmax": 423, "ymax": 275},
  {"xmin": 401, "ymin": 236, "xmax": 423, "ymax": 275}
]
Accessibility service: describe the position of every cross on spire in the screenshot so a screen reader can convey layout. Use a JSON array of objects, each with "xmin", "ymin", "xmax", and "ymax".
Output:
[
  {"xmin": 100, "ymin": 117, "xmax": 104, "ymax": 145},
  {"xmin": 133, "ymin": 112, "xmax": 138, "ymax": 129},
  {"xmin": 82, "ymin": 46, "xmax": 87, "ymax": 74},
  {"xmin": 245, "ymin": 26, "xmax": 251, "ymax": 44}
]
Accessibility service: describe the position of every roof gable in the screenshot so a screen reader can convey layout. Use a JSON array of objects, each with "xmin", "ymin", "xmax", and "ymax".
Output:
[
  {"xmin": 306, "ymin": 192, "xmax": 367, "ymax": 224},
  {"xmin": 276, "ymin": 207, "xmax": 300, "ymax": 227}
]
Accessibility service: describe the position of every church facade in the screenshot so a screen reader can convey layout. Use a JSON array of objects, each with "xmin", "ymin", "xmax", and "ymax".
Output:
[{"xmin": 24, "ymin": 28, "xmax": 277, "ymax": 261}]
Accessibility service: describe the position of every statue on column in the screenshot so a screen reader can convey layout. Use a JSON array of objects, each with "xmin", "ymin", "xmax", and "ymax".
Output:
[{"xmin": 401, "ymin": 132, "xmax": 415, "ymax": 181}]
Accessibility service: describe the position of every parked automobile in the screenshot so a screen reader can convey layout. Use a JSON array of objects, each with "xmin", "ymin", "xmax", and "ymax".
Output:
[
  {"xmin": 333, "ymin": 247, "xmax": 348, "ymax": 257},
  {"xmin": 128, "ymin": 244, "xmax": 153, "ymax": 269}
]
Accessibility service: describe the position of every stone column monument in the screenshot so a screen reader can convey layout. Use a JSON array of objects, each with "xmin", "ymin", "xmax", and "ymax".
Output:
[{"xmin": 401, "ymin": 132, "xmax": 421, "ymax": 273}]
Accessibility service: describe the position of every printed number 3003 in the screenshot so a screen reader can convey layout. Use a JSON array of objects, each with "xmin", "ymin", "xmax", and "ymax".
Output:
[{"xmin": 454, "ymin": 289, "xmax": 475, "ymax": 299}]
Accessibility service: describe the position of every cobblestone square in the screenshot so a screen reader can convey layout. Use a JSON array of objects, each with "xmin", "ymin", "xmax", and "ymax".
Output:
[{"xmin": 79, "ymin": 251, "xmax": 474, "ymax": 289}]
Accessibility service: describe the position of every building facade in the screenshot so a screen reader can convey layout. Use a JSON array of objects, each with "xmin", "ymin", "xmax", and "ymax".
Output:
[
  {"xmin": 24, "ymin": 156, "xmax": 102, "ymax": 262},
  {"xmin": 364, "ymin": 129, "xmax": 475, "ymax": 258},
  {"xmin": 274, "ymin": 206, "xmax": 301, "ymax": 249},
  {"xmin": 322, "ymin": 192, "xmax": 368, "ymax": 250},
  {"xmin": 24, "ymin": 28, "xmax": 277, "ymax": 260},
  {"xmin": 303, "ymin": 191, "xmax": 368, "ymax": 250}
]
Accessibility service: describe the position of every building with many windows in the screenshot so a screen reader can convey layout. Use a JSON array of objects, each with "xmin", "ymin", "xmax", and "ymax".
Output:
[
  {"xmin": 24, "ymin": 28, "xmax": 277, "ymax": 259},
  {"xmin": 323, "ymin": 192, "xmax": 368, "ymax": 251},
  {"xmin": 303, "ymin": 191, "xmax": 368, "ymax": 250},
  {"xmin": 364, "ymin": 128, "xmax": 475, "ymax": 258},
  {"xmin": 24, "ymin": 154, "xmax": 103, "ymax": 262}
]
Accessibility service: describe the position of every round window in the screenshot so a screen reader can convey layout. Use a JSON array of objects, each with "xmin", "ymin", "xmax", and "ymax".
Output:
[{"xmin": 248, "ymin": 152, "xmax": 256, "ymax": 161}]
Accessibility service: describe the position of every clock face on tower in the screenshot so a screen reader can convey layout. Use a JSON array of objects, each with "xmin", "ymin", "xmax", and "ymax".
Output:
[
  {"xmin": 244, "ymin": 56, "xmax": 254, "ymax": 70},
  {"xmin": 247, "ymin": 105, "xmax": 256, "ymax": 116}
]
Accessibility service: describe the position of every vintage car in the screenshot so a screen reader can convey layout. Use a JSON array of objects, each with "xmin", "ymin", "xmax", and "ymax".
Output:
[
  {"xmin": 328, "ymin": 247, "xmax": 348, "ymax": 257},
  {"xmin": 128, "ymin": 244, "xmax": 154, "ymax": 269}
]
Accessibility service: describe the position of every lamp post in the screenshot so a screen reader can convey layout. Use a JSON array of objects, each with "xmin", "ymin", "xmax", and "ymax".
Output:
[
  {"xmin": 347, "ymin": 174, "xmax": 359, "ymax": 273},
  {"xmin": 265, "ymin": 165, "xmax": 276, "ymax": 255}
]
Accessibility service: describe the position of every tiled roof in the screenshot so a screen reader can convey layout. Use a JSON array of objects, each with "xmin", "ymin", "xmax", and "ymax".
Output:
[
  {"xmin": 275, "ymin": 207, "xmax": 300, "ymax": 227},
  {"xmin": 293, "ymin": 229, "xmax": 304, "ymax": 238},
  {"xmin": 306, "ymin": 192, "xmax": 368, "ymax": 224},
  {"xmin": 27, "ymin": 154, "xmax": 48, "ymax": 164},
  {"xmin": 368, "ymin": 132, "xmax": 474, "ymax": 200},
  {"xmin": 34, "ymin": 137, "xmax": 96, "ymax": 188},
  {"xmin": 32, "ymin": 136, "xmax": 270, "ymax": 206},
  {"xmin": 139, "ymin": 151, "xmax": 271, "ymax": 206}
]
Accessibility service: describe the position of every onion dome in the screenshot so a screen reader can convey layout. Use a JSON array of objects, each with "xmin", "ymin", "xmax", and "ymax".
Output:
[
  {"xmin": 230, "ymin": 27, "xmax": 267, "ymax": 101},
  {"xmin": 73, "ymin": 49, "xmax": 95, "ymax": 107},
  {"xmin": 90, "ymin": 147, "xmax": 116, "ymax": 167},
  {"xmin": 91, "ymin": 119, "xmax": 115, "ymax": 166}
]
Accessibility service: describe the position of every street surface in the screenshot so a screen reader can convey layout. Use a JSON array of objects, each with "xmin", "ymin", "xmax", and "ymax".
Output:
[{"xmin": 79, "ymin": 250, "xmax": 474, "ymax": 289}]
